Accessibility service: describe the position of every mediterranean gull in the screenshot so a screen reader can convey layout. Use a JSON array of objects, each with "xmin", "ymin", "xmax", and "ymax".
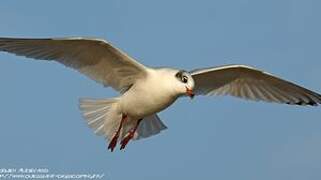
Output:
[{"xmin": 0, "ymin": 37, "xmax": 320, "ymax": 152}]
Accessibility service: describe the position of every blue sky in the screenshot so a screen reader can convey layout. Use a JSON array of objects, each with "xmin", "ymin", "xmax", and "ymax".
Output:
[{"xmin": 0, "ymin": 0, "xmax": 321, "ymax": 179}]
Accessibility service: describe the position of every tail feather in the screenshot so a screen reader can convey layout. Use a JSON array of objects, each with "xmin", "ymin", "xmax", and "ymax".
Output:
[
  {"xmin": 79, "ymin": 98, "xmax": 120, "ymax": 137},
  {"xmin": 79, "ymin": 98, "xmax": 167, "ymax": 143}
]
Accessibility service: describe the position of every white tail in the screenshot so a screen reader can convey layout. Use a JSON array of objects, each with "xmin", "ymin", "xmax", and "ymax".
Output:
[
  {"xmin": 79, "ymin": 98, "xmax": 121, "ymax": 140},
  {"xmin": 79, "ymin": 98, "xmax": 167, "ymax": 142}
]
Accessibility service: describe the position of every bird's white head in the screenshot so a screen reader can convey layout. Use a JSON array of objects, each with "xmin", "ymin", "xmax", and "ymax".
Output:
[
  {"xmin": 173, "ymin": 70, "xmax": 195, "ymax": 99},
  {"xmin": 151, "ymin": 68, "xmax": 195, "ymax": 99}
]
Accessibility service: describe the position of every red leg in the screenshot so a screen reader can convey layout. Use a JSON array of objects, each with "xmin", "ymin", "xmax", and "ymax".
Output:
[
  {"xmin": 120, "ymin": 119, "xmax": 142, "ymax": 150},
  {"xmin": 108, "ymin": 114, "xmax": 127, "ymax": 152}
]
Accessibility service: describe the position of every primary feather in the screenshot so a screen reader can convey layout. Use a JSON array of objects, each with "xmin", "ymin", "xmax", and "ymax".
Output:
[
  {"xmin": 0, "ymin": 37, "xmax": 147, "ymax": 91},
  {"xmin": 191, "ymin": 65, "xmax": 321, "ymax": 106}
]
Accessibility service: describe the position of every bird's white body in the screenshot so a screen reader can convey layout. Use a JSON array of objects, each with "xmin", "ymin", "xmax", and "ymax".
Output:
[{"xmin": 120, "ymin": 68, "xmax": 184, "ymax": 119}]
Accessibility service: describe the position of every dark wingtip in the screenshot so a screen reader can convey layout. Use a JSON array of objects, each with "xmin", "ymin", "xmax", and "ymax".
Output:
[
  {"xmin": 296, "ymin": 101, "xmax": 303, "ymax": 105},
  {"xmin": 307, "ymin": 101, "xmax": 318, "ymax": 106},
  {"xmin": 286, "ymin": 101, "xmax": 318, "ymax": 106}
]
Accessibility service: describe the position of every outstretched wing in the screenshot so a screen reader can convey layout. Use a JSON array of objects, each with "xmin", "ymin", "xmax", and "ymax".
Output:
[
  {"xmin": 0, "ymin": 37, "xmax": 148, "ymax": 91},
  {"xmin": 191, "ymin": 65, "xmax": 321, "ymax": 106},
  {"xmin": 135, "ymin": 114, "xmax": 167, "ymax": 140}
]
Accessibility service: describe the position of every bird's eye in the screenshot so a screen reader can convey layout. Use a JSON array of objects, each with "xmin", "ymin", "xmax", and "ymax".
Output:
[
  {"xmin": 182, "ymin": 76, "xmax": 188, "ymax": 83},
  {"xmin": 175, "ymin": 71, "xmax": 188, "ymax": 83}
]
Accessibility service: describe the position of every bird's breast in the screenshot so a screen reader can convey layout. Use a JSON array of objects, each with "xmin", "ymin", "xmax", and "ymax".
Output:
[{"xmin": 119, "ymin": 84, "xmax": 177, "ymax": 119}]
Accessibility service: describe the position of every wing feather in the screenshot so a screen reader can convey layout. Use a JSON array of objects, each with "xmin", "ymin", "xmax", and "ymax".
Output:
[
  {"xmin": 0, "ymin": 37, "xmax": 147, "ymax": 91},
  {"xmin": 191, "ymin": 65, "xmax": 321, "ymax": 106}
]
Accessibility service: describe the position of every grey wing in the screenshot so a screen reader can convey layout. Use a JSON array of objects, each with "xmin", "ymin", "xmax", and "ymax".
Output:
[
  {"xmin": 191, "ymin": 64, "xmax": 321, "ymax": 106},
  {"xmin": 0, "ymin": 37, "xmax": 148, "ymax": 91},
  {"xmin": 135, "ymin": 114, "xmax": 167, "ymax": 140}
]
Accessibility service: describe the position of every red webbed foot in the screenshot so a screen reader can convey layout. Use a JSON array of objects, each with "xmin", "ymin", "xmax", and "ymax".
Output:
[
  {"xmin": 119, "ymin": 119, "xmax": 142, "ymax": 150},
  {"xmin": 108, "ymin": 133, "xmax": 119, "ymax": 152},
  {"xmin": 120, "ymin": 131, "xmax": 135, "ymax": 150},
  {"xmin": 107, "ymin": 114, "xmax": 127, "ymax": 152}
]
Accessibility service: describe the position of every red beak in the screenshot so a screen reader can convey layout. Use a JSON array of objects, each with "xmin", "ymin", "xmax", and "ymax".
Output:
[{"xmin": 186, "ymin": 87, "xmax": 195, "ymax": 99}]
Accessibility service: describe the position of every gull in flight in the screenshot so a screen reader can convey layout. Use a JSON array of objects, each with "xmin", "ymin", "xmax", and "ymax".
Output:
[{"xmin": 0, "ymin": 37, "xmax": 320, "ymax": 152}]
